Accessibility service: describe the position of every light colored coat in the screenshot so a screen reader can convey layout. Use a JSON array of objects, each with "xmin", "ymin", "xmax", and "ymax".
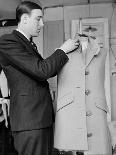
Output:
[
  {"xmin": 0, "ymin": 70, "xmax": 9, "ymax": 97},
  {"xmin": 0, "ymin": 70, "xmax": 9, "ymax": 127},
  {"xmin": 54, "ymin": 40, "xmax": 112, "ymax": 154}
]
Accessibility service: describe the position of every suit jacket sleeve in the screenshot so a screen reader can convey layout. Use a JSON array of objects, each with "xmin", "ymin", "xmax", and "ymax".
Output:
[{"xmin": 0, "ymin": 35, "xmax": 68, "ymax": 81}]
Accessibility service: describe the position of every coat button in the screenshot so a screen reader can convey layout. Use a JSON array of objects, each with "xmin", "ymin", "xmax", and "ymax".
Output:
[
  {"xmin": 85, "ymin": 89, "xmax": 90, "ymax": 95},
  {"xmin": 87, "ymin": 133, "xmax": 93, "ymax": 137},
  {"xmin": 85, "ymin": 70, "xmax": 89, "ymax": 75},
  {"xmin": 59, "ymin": 151, "xmax": 65, "ymax": 155},
  {"xmin": 86, "ymin": 110, "xmax": 92, "ymax": 116}
]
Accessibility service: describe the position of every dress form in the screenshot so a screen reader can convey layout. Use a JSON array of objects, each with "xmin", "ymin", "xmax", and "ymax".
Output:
[{"xmin": 54, "ymin": 36, "xmax": 112, "ymax": 155}]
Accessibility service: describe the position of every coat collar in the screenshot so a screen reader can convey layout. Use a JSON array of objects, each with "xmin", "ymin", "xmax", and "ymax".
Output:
[
  {"xmin": 80, "ymin": 38, "xmax": 100, "ymax": 67},
  {"xmin": 13, "ymin": 30, "xmax": 42, "ymax": 58}
]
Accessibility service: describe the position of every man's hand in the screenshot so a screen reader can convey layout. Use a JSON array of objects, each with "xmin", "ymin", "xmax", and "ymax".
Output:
[{"xmin": 59, "ymin": 39, "xmax": 79, "ymax": 54}]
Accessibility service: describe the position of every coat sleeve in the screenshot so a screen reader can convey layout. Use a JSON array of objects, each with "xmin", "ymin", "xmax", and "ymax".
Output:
[{"xmin": 0, "ymin": 36, "xmax": 69, "ymax": 81}]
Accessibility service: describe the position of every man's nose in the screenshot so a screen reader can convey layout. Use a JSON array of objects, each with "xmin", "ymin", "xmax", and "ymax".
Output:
[{"xmin": 40, "ymin": 19, "xmax": 44, "ymax": 27}]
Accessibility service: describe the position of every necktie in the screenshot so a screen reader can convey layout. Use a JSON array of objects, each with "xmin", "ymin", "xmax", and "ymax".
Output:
[
  {"xmin": 30, "ymin": 38, "xmax": 37, "ymax": 50},
  {"xmin": 31, "ymin": 41, "xmax": 38, "ymax": 50},
  {"xmin": 30, "ymin": 39, "xmax": 43, "ymax": 58}
]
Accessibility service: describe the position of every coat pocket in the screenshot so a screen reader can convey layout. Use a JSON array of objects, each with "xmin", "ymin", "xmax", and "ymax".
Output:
[
  {"xmin": 95, "ymin": 98, "xmax": 109, "ymax": 113},
  {"xmin": 57, "ymin": 91, "xmax": 73, "ymax": 112}
]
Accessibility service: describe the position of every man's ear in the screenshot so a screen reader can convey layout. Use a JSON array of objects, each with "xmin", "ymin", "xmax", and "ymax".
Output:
[{"xmin": 21, "ymin": 13, "xmax": 29, "ymax": 24}]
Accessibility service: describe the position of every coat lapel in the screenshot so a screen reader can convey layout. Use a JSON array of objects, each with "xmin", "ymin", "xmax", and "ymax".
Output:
[
  {"xmin": 85, "ymin": 46, "xmax": 95, "ymax": 67},
  {"xmin": 79, "ymin": 45, "xmax": 95, "ymax": 67},
  {"xmin": 13, "ymin": 30, "xmax": 43, "ymax": 58},
  {"xmin": 85, "ymin": 38, "xmax": 100, "ymax": 67}
]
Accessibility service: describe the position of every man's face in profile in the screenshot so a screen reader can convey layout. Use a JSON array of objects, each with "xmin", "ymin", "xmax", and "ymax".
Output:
[{"xmin": 26, "ymin": 9, "xmax": 44, "ymax": 37}]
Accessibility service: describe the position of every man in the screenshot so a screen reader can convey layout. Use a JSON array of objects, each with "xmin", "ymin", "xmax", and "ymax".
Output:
[{"xmin": 0, "ymin": 1, "xmax": 79, "ymax": 155}]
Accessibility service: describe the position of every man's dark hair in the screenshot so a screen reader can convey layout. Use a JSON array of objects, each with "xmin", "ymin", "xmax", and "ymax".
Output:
[{"xmin": 16, "ymin": 1, "xmax": 42, "ymax": 23}]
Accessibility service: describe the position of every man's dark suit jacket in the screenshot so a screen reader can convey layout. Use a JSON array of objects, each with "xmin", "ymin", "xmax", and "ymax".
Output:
[{"xmin": 0, "ymin": 30, "xmax": 68, "ymax": 131}]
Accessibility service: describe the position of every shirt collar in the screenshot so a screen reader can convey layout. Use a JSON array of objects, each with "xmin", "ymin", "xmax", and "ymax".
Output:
[{"xmin": 16, "ymin": 29, "xmax": 30, "ymax": 41}]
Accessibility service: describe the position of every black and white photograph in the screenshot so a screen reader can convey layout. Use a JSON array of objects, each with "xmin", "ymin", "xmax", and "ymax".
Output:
[{"xmin": 0, "ymin": 0, "xmax": 116, "ymax": 155}]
